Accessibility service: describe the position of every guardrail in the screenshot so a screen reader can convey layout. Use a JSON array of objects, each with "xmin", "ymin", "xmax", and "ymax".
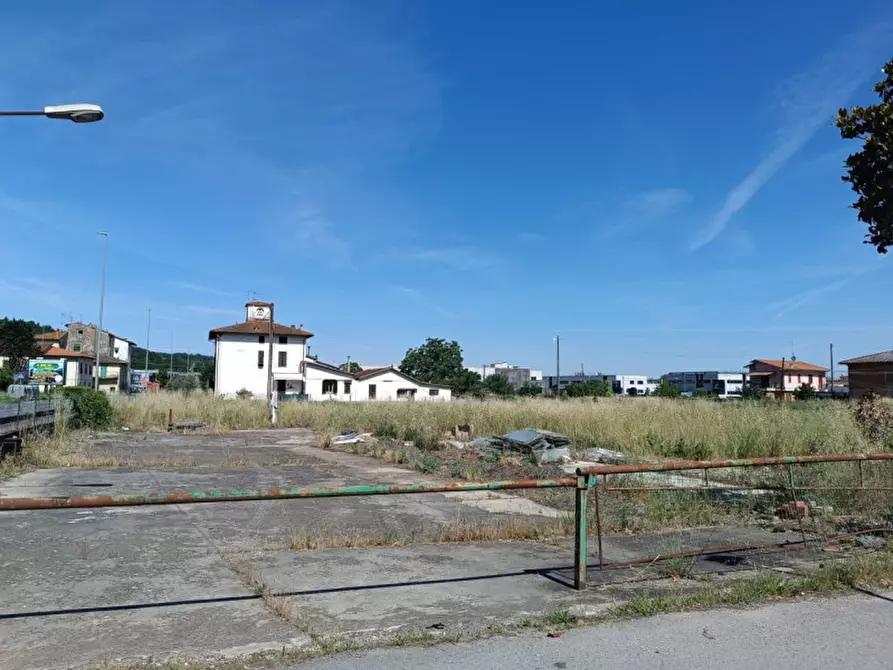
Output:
[
  {"xmin": 1, "ymin": 452, "xmax": 892, "ymax": 589},
  {"xmin": 0, "ymin": 400, "xmax": 61, "ymax": 448}
]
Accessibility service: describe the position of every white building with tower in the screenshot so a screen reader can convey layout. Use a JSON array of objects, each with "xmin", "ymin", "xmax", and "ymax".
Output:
[{"xmin": 209, "ymin": 301, "xmax": 451, "ymax": 401}]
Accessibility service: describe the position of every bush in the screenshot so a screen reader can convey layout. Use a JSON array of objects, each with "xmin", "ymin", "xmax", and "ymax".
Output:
[
  {"xmin": 0, "ymin": 367, "xmax": 12, "ymax": 392},
  {"xmin": 166, "ymin": 375, "xmax": 199, "ymax": 394},
  {"xmin": 793, "ymin": 383, "xmax": 816, "ymax": 401},
  {"xmin": 61, "ymin": 387, "xmax": 114, "ymax": 430},
  {"xmin": 654, "ymin": 381, "xmax": 680, "ymax": 398},
  {"xmin": 235, "ymin": 388, "xmax": 253, "ymax": 399}
]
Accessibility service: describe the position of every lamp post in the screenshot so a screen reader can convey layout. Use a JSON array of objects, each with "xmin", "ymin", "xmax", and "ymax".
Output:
[
  {"xmin": 554, "ymin": 335, "xmax": 561, "ymax": 397},
  {"xmin": 94, "ymin": 232, "xmax": 108, "ymax": 391},
  {"xmin": 0, "ymin": 104, "xmax": 104, "ymax": 123}
]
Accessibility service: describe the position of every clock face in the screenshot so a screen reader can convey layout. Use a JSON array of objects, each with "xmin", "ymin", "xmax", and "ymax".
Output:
[{"xmin": 255, "ymin": 307, "xmax": 266, "ymax": 318}]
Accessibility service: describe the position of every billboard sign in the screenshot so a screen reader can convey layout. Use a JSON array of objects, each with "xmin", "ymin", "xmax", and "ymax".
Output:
[{"xmin": 28, "ymin": 359, "xmax": 65, "ymax": 384}]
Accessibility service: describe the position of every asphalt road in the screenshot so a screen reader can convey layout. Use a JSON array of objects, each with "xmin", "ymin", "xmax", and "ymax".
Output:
[{"xmin": 298, "ymin": 593, "xmax": 893, "ymax": 669}]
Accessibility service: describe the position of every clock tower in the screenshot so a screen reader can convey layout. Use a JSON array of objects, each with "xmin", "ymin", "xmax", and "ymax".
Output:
[{"xmin": 246, "ymin": 301, "xmax": 272, "ymax": 321}]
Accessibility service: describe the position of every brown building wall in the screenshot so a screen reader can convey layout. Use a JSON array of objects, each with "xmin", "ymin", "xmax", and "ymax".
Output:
[{"xmin": 846, "ymin": 363, "xmax": 893, "ymax": 399}]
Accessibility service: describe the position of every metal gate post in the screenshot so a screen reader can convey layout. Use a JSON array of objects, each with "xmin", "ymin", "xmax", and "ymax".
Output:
[{"xmin": 574, "ymin": 472, "xmax": 594, "ymax": 590}]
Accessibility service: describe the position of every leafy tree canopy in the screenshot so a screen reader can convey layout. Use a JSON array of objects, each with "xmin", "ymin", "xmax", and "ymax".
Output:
[
  {"xmin": 654, "ymin": 381, "xmax": 681, "ymax": 398},
  {"xmin": 0, "ymin": 318, "xmax": 42, "ymax": 372},
  {"xmin": 483, "ymin": 373, "xmax": 514, "ymax": 396},
  {"xmin": 793, "ymin": 382, "xmax": 817, "ymax": 401},
  {"xmin": 399, "ymin": 338, "xmax": 481, "ymax": 395},
  {"xmin": 836, "ymin": 58, "xmax": 893, "ymax": 253},
  {"xmin": 517, "ymin": 381, "xmax": 543, "ymax": 397},
  {"xmin": 339, "ymin": 361, "xmax": 363, "ymax": 373}
]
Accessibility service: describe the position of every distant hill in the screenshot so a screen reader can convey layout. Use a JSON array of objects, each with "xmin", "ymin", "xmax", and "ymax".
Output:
[{"xmin": 131, "ymin": 347, "xmax": 213, "ymax": 373}]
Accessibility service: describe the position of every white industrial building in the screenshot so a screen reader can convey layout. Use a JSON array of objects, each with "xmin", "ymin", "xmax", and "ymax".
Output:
[
  {"xmin": 663, "ymin": 371, "xmax": 748, "ymax": 398},
  {"xmin": 465, "ymin": 362, "xmax": 543, "ymax": 388},
  {"xmin": 210, "ymin": 302, "xmax": 451, "ymax": 401},
  {"xmin": 614, "ymin": 374, "xmax": 658, "ymax": 396}
]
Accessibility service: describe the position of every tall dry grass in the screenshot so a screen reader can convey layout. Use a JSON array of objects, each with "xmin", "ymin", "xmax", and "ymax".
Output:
[{"xmin": 112, "ymin": 393, "xmax": 871, "ymax": 459}]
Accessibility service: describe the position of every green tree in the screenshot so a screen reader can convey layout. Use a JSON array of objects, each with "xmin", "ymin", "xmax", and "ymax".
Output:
[
  {"xmin": 566, "ymin": 381, "xmax": 588, "ymax": 397},
  {"xmin": 156, "ymin": 370, "xmax": 170, "ymax": 388},
  {"xmin": 61, "ymin": 387, "xmax": 113, "ymax": 429},
  {"xmin": 339, "ymin": 361, "xmax": 363, "ymax": 373},
  {"xmin": 166, "ymin": 375, "xmax": 199, "ymax": 394},
  {"xmin": 0, "ymin": 367, "xmax": 13, "ymax": 391},
  {"xmin": 399, "ymin": 338, "xmax": 482, "ymax": 395},
  {"xmin": 654, "ymin": 381, "xmax": 681, "ymax": 398},
  {"xmin": 0, "ymin": 318, "xmax": 41, "ymax": 373},
  {"xmin": 836, "ymin": 58, "xmax": 893, "ymax": 253},
  {"xmin": 742, "ymin": 385, "xmax": 765, "ymax": 400},
  {"xmin": 483, "ymin": 373, "xmax": 515, "ymax": 396},
  {"xmin": 793, "ymin": 383, "xmax": 816, "ymax": 401},
  {"xmin": 517, "ymin": 381, "xmax": 542, "ymax": 397},
  {"xmin": 197, "ymin": 362, "xmax": 214, "ymax": 389}
]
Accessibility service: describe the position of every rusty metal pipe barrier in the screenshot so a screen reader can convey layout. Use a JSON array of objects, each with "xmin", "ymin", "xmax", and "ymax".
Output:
[{"xmin": 2, "ymin": 452, "xmax": 893, "ymax": 591}]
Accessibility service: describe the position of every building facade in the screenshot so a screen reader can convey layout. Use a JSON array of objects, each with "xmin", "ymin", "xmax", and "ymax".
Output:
[
  {"xmin": 210, "ymin": 302, "xmax": 313, "ymax": 398},
  {"xmin": 746, "ymin": 359, "xmax": 827, "ymax": 399},
  {"xmin": 27, "ymin": 345, "xmax": 95, "ymax": 388},
  {"xmin": 63, "ymin": 323, "xmax": 135, "ymax": 392},
  {"xmin": 840, "ymin": 350, "xmax": 893, "ymax": 399},
  {"xmin": 466, "ymin": 362, "xmax": 544, "ymax": 388},
  {"xmin": 210, "ymin": 302, "xmax": 452, "ymax": 401},
  {"xmin": 663, "ymin": 371, "xmax": 748, "ymax": 398}
]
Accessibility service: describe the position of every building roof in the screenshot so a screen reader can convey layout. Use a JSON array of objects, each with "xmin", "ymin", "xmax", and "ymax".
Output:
[
  {"xmin": 748, "ymin": 359, "xmax": 827, "ymax": 372},
  {"xmin": 65, "ymin": 322, "xmax": 137, "ymax": 345},
  {"xmin": 32, "ymin": 345, "xmax": 93, "ymax": 359},
  {"xmin": 840, "ymin": 350, "xmax": 893, "ymax": 365},
  {"xmin": 354, "ymin": 366, "xmax": 391, "ymax": 380},
  {"xmin": 34, "ymin": 330, "xmax": 66, "ymax": 342},
  {"xmin": 246, "ymin": 300, "xmax": 272, "ymax": 307},
  {"xmin": 354, "ymin": 366, "xmax": 452, "ymax": 389},
  {"xmin": 208, "ymin": 321, "xmax": 314, "ymax": 339},
  {"xmin": 304, "ymin": 359, "xmax": 354, "ymax": 377}
]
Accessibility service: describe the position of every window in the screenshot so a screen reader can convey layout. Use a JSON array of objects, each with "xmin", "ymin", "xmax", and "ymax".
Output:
[
  {"xmin": 787, "ymin": 375, "xmax": 792, "ymax": 384},
  {"xmin": 278, "ymin": 336, "xmax": 287, "ymax": 345},
  {"xmin": 322, "ymin": 379, "xmax": 337, "ymax": 394},
  {"xmin": 278, "ymin": 351, "xmax": 287, "ymax": 367},
  {"xmin": 368, "ymin": 384, "xmax": 376, "ymax": 399},
  {"xmin": 397, "ymin": 388, "xmax": 417, "ymax": 399},
  {"xmin": 429, "ymin": 388, "xmax": 439, "ymax": 396},
  {"xmin": 77, "ymin": 329, "xmax": 83, "ymax": 335},
  {"xmin": 257, "ymin": 351, "xmax": 264, "ymax": 368},
  {"xmin": 637, "ymin": 380, "xmax": 643, "ymax": 384},
  {"xmin": 73, "ymin": 343, "xmax": 82, "ymax": 352},
  {"xmin": 114, "ymin": 347, "xmax": 119, "ymax": 354},
  {"xmin": 808, "ymin": 374, "xmax": 813, "ymax": 384},
  {"xmin": 344, "ymin": 381, "xmax": 352, "ymax": 394},
  {"xmin": 258, "ymin": 336, "xmax": 265, "ymax": 344}
]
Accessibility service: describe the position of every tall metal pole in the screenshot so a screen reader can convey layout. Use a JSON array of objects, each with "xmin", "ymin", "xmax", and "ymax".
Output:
[
  {"xmin": 555, "ymin": 334, "xmax": 561, "ymax": 397},
  {"xmin": 829, "ymin": 343, "xmax": 834, "ymax": 396},
  {"xmin": 170, "ymin": 333, "xmax": 173, "ymax": 374},
  {"xmin": 93, "ymin": 232, "xmax": 108, "ymax": 391},
  {"xmin": 268, "ymin": 303, "xmax": 276, "ymax": 425},
  {"xmin": 780, "ymin": 356, "xmax": 786, "ymax": 401},
  {"xmin": 144, "ymin": 309, "xmax": 151, "ymax": 372}
]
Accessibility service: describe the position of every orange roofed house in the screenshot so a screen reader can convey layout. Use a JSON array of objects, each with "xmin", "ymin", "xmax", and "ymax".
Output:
[{"xmin": 746, "ymin": 359, "xmax": 828, "ymax": 400}]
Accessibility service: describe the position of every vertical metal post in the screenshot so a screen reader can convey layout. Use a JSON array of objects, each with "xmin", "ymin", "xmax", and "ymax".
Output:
[
  {"xmin": 268, "ymin": 303, "xmax": 276, "ymax": 426},
  {"xmin": 786, "ymin": 463, "xmax": 809, "ymax": 548},
  {"xmin": 593, "ymin": 475, "xmax": 604, "ymax": 571},
  {"xmin": 555, "ymin": 335, "xmax": 561, "ymax": 397},
  {"xmin": 144, "ymin": 309, "xmax": 151, "ymax": 373},
  {"xmin": 859, "ymin": 460, "xmax": 865, "ymax": 489},
  {"xmin": 574, "ymin": 472, "xmax": 592, "ymax": 590},
  {"xmin": 94, "ymin": 231, "xmax": 108, "ymax": 391},
  {"xmin": 167, "ymin": 408, "xmax": 173, "ymax": 433}
]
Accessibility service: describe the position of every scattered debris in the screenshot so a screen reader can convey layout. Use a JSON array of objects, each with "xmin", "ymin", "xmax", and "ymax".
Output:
[
  {"xmin": 547, "ymin": 631, "xmax": 565, "ymax": 639},
  {"xmin": 453, "ymin": 424, "xmax": 474, "ymax": 440},
  {"xmin": 427, "ymin": 622, "xmax": 445, "ymax": 630},
  {"xmin": 332, "ymin": 431, "xmax": 368, "ymax": 446},
  {"xmin": 856, "ymin": 534, "xmax": 886, "ymax": 549},
  {"xmin": 445, "ymin": 440, "xmax": 468, "ymax": 450},
  {"xmin": 778, "ymin": 501, "xmax": 809, "ymax": 520},
  {"xmin": 173, "ymin": 421, "xmax": 207, "ymax": 431},
  {"xmin": 582, "ymin": 447, "xmax": 626, "ymax": 463},
  {"xmin": 702, "ymin": 628, "xmax": 716, "ymax": 640},
  {"xmin": 471, "ymin": 429, "xmax": 571, "ymax": 464}
]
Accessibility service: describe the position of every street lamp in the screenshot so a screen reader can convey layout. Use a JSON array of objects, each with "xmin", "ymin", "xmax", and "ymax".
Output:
[
  {"xmin": 94, "ymin": 232, "xmax": 108, "ymax": 391},
  {"xmin": 0, "ymin": 103, "xmax": 104, "ymax": 123}
]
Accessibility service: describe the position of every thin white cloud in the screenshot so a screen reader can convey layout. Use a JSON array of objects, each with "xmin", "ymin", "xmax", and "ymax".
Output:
[
  {"xmin": 184, "ymin": 305, "xmax": 242, "ymax": 316},
  {"xmin": 172, "ymin": 281, "xmax": 240, "ymax": 298},
  {"xmin": 392, "ymin": 286, "xmax": 458, "ymax": 319},
  {"xmin": 770, "ymin": 277, "xmax": 851, "ymax": 318},
  {"xmin": 408, "ymin": 247, "xmax": 499, "ymax": 271},
  {"xmin": 517, "ymin": 232, "xmax": 545, "ymax": 243},
  {"xmin": 691, "ymin": 22, "xmax": 893, "ymax": 251},
  {"xmin": 633, "ymin": 188, "xmax": 692, "ymax": 218},
  {"xmin": 287, "ymin": 202, "xmax": 351, "ymax": 262}
]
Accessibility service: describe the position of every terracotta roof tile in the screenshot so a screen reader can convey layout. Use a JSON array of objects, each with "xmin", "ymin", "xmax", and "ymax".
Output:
[
  {"xmin": 749, "ymin": 359, "xmax": 827, "ymax": 372},
  {"xmin": 208, "ymin": 321, "xmax": 314, "ymax": 339},
  {"xmin": 34, "ymin": 330, "xmax": 66, "ymax": 341},
  {"xmin": 354, "ymin": 366, "xmax": 391, "ymax": 380},
  {"xmin": 32, "ymin": 346, "xmax": 93, "ymax": 359}
]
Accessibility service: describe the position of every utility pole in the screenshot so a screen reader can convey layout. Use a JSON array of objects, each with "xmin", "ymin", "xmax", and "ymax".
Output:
[
  {"xmin": 346, "ymin": 355, "xmax": 351, "ymax": 373},
  {"xmin": 268, "ymin": 303, "xmax": 276, "ymax": 425},
  {"xmin": 170, "ymin": 333, "xmax": 173, "ymax": 374},
  {"xmin": 93, "ymin": 232, "xmax": 108, "ymax": 391},
  {"xmin": 144, "ymin": 309, "xmax": 151, "ymax": 372},
  {"xmin": 829, "ymin": 343, "xmax": 834, "ymax": 396},
  {"xmin": 554, "ymin": 335, "xmax": 561, "ymax": 397},
  {"xmin": 780, "ymin": 356, "xmax": 786, "ymax": 401}
]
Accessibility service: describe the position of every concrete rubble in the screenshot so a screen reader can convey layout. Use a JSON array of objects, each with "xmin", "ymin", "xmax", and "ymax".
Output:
[{"xmin": 471, "ymin": 429, "xmax": 572, "ymax": 464}]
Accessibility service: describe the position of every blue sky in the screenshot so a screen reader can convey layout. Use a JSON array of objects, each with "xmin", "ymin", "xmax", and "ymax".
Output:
[{"xmin": 1, "ymin": 1, "xmax": 891, "ymax": 375}]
